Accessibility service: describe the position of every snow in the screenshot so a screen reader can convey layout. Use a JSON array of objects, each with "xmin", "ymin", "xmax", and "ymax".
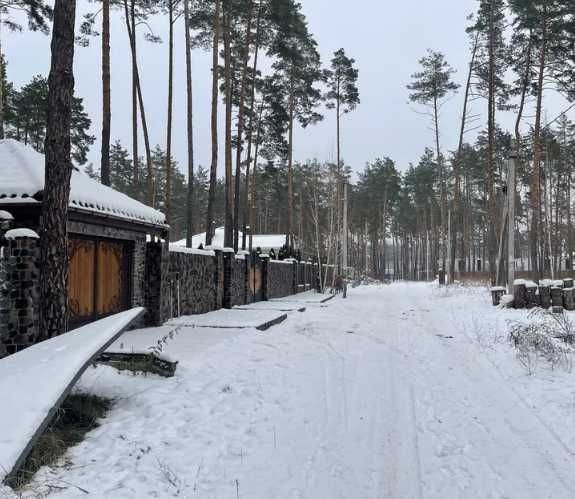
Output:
[
  {"xmin": 166, "ymin": 309, "xmax": 287, "ymax": 330},
  {"xmin": 234, "ymin": 302, "xmax": 306, "ymax": 312},
  {"xmin": 168, "ymin": 244, "xmax": 215, "ymax": 257},
  {"xmin": 12, "ymin": 285, "xmax": 575, "ymax": 498},
  {"xmin": 172, "ymin": 227, "xmax": 287, "ymax": 251},
  {"xmin": 0, "ymin": 307, "xmax": 144, "ymax": 484},
  {"xmin": 270, "ymin": 290, "xmax": 333, "ymax": 304},
  {"xmin": 0, "ymin": 210, "xmax": 14, "ymax": 221},
  {"xmin": 490, "ymin": 286, "xmax": 506, "ymax": 292},
  {"xmin": 3, "ymin": 228, "xmax": 39, "ymax": 239},
  {"xmin": 0, "ymin": 139, "xmax": 165, "ymax": 226},
  {"xmin": 107, "ymin": 325, "xmax": 249, "ymax": 364}
]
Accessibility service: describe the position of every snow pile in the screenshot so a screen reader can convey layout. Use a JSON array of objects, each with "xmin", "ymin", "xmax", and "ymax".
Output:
[{"xmin": 0, "ymin": 139, "xmax": 165, "ymax": 226}]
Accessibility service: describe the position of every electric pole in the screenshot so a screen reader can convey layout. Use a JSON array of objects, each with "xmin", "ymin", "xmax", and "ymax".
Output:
[
  {"xmin": 508, "ymin": 143, "xmax": 517, "ymax": 292},
  {"xmin": 342, "ymin": 181, "xmax": 348, "ymax": 276}
]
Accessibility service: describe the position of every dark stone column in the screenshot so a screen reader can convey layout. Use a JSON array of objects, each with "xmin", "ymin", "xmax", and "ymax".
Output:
[
  {"xmin": 292, "ymin": 260, "xmax": 298, "ymax": 295},
  {"xmin": 213, "ymin": 249, "xmax": 224, "ymax": 309},
  {"xmin": 223, "ymin": 249, "xmax": 234, "ymax": 309},
  {"xmin": 261, "ymin": 254, "xmax": 269, "ymax": 301},
  {"xmin": 144, "ymin": 241, "xmax": 170, "ymax": 327},
  {"xmin": 0, "ymin": 230, "xmax": 40, "ymax": 357}
]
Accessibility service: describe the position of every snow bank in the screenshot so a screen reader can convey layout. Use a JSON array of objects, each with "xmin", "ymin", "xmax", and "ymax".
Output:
[{"xmin": 0, "ymin": 307, "xmax": 144, "ymax": 482}]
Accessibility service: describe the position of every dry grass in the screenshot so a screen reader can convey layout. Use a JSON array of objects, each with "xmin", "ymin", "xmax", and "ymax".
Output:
[{"xmin": 7, "ymin": 393, "xmax": 112, "ymax": 491}]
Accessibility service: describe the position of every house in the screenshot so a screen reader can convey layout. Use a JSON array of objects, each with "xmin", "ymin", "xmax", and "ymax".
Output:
[
  {"xmin": 0, "ymin": 139, "xmax": 167, "ymax": 329},
  {"xmin": 173, "ymin": 227, "xmax": 288, "ymax": 254}
]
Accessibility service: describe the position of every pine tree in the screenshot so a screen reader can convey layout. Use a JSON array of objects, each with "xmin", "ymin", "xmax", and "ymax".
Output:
[
  {"xmin": 39, "ymin": 0, "xmax": 76, "ymax": 338},
  {"xmin": 509, "ymin": 0, "xmax": 570, "ymax": 276},
  {"xmin": 407, "ymin": 49, "xmax": 459, "ymax": 271},
  {"xmin": 267, "ymin": 1, "xmax": 323, "ymax": 249},
  {"xmin": 324, "ymin": 48, "xmax": 360, "ymax": 270},
  {"xmin": 3, "ymin": 75, "xmax": 95, "ymax": 164},
  {"xmin": 0, "ymin": 0, "xmax": 52, "ymax": 139}
]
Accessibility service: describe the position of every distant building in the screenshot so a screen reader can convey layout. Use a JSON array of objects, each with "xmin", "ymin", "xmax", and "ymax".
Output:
[{"xmin": 173, "ymin": 227, "xmax": 289, "ymax": 254}]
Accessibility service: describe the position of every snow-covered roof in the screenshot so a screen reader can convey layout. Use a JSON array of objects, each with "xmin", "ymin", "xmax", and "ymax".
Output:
[
  {"xmin": 174, "ymin": 227, "xmax": 287, "ymax": 251},
  {"xmin": 0, "ymin": 139, "xmax": 166, "ymax": 227}
]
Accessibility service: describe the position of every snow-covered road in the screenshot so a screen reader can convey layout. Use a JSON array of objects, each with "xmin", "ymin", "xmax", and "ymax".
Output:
[{"xmin": 15, "ymin": 283, "xmax": 575, "ymax": 498}]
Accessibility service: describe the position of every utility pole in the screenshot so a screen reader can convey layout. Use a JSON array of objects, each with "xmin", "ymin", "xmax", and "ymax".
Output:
[
  {"xmin": 508, "ymin": 144, "xmax": 517, "ymax": 293},
  {"xmin": 364, "ymin": 219, "xmax": 369, "ymax": 276},
  {"xmin": 342, "ymin": 181, "xmax": 348, "ymax": 276},
  {"xmin": 447, "ymin": 209, "xmax": 452, "ymax": 284},
  {"xmin": 426, "ymin": 231, "xmax": 430, "ymax": 281}
]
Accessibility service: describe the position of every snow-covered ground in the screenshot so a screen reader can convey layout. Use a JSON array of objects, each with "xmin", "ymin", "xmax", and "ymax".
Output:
[{"xmin": 8, "ymin": 283, "xmax": 575, "ymax": 498}]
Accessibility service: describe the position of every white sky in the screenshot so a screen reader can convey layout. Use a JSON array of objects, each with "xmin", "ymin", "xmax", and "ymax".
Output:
[{"xmin": 3, "ymin": 0, "xmax": 570, "ymax": 179}]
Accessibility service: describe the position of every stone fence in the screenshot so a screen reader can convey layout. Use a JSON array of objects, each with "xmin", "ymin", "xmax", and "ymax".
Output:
[
  {"xmin": 0, "ymin": 215, "xmax": 320, "ymax": 358},
  {"xmin": 149, "ymin": 245, "xmax": 319, "ymax": 325}
]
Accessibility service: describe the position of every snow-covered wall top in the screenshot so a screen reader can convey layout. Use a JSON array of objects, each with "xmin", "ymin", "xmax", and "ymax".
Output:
[{"xmin": 0, "ymin": 139, "xmax": 166, "ymax": 227}]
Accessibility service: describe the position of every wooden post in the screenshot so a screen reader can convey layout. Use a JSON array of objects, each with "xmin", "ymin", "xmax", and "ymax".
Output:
[{"xmin": 507, "ymin": 146, "xmax": 516, "ymax": 293}]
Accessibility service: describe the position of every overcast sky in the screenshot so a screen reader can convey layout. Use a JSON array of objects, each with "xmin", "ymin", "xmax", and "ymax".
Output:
[{"xmin": 3, "ymin": 0, "xmax": 569, "ymax": 180}]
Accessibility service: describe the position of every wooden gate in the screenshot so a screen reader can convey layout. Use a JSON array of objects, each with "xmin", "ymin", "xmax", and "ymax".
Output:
[
  {"xmin": 249, "ymin": 259, "xmax": 263, "ymax": 302},
  {"xmin": 68, "ymin": 237, "xmax": 131, "ymax": 327}
]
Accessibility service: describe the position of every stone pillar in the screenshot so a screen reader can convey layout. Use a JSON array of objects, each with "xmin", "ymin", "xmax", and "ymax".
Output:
[
  {"xmin": 144, "ymin": 241, "xmax": 170, "ymax": 327},
  {"xmin": 292, "ymin": 259, "xmax": 298, "ymax": 295},
  {"xmin": 222, "ymin": 248, "xmax": 234, "ymax": 309},
  {"xmin": 212, "ymin": 248, "xmax": 224, "ymax": 310},
  {"xmin": 261, "ymin": 254, "xmax": 269, "ymax": 301},
  {"xmin": 0, "ymin": 229, "xmax": 40, "ymax": 357}
]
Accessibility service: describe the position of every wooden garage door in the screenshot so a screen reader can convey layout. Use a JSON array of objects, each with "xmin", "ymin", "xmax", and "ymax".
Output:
[{"xmin": 68, "ymin": 237, "xmax": 131, "ymax": 326}]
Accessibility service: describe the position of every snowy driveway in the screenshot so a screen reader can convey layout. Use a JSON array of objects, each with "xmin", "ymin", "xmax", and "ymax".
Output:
[{"xmin": 16, "ymin": 283, "xmax": 575, "ymax": 498}]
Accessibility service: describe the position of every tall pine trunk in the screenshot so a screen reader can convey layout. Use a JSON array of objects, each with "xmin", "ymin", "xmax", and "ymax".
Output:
[
  {"xmin": 129, "ymin": 0, "xmax": 138, "ymax": 197},
  {"xmin": 124, "ymin": 0, "xmax": 155, "ymax": 207},
  {"xmin": 243, "ymin": 2, "xmax": 263, "ymax": 250},
  {"xmin": 165, "ymin": 0, "xmax": 174, "ymax": 225},
  {"xmin": 287, "ymin": 78, "xmax": 295, "ymax": 251},
  {"xmin": 233, "ymin": 0, "xmax": 254, "ymax": 251},
  {"xmin": 223, "ymin": 0, "xmax": 234, "ymax": 249},
  {"xmin": 206, "ymin": 0, "xmax": 220, "ymax": 246},
  {"xmin": 101, "ymin": 0, "xmax": 111, "ymax": 186},
  {"xmin": 0, "ymin": 39, "xmax": 4, "ymax": 139},
  {"xmin": 39, "ymin": 0, "xmax": 77, "ymax": 338},
  {"xmin": 451, "ymin": 33, "xmax": 479, "ymax": 278},
  {"xmin": 531, "ymin": 15, "xmax": 548, "ymax": 276},
  {"xmin": 486, "ymin": 0, "xmax": 497, "ymax": 283},
  {"xmin": 184, "ymin": 0, "xmax": 195, "ymax": 247}
]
